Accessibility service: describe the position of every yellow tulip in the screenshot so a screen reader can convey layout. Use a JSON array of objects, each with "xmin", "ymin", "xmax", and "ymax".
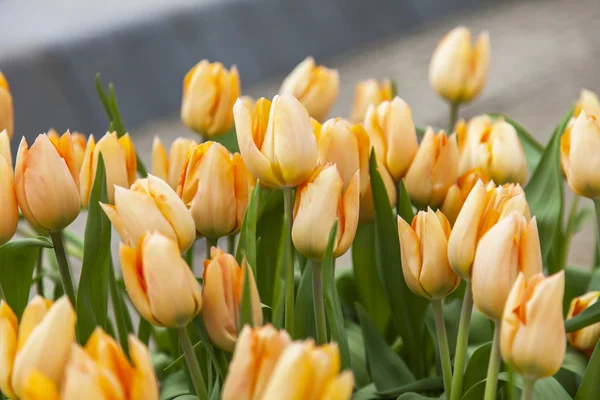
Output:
[
  {"xmin": 404, "ymin": 128, "xmax": 459, "ymax": 209},
  {"xmin": 0, "ymin": 296, "xmax": 76, "ymax": 399},
  {"xmin": 202, "ymin": 248, "xmax": 262, "ymax": 352},
  {"xmin": 567, "ymin": 291, "xmax": 600, "ymax": 356},
  {"xmin": 472, "ymin": 212, "xmax": 543, "ymax": 321},
  {"xmin": 80, "ymin": 131, "xmax": 137, "ymax": 207},
  {"xmin": 177, "ymin": 141, "xmax": 254, "ymax": 238},
  {"xmin": 292, "ymin": 164, "xmax": 360, "ymax": 259},
  {"xmin": 359, "ymin": 158, "xmax": 397, "ymax": 221},
  {"xmin": 181, "ymin": 60, "xmax": 240, "ymax": 137},
  {"xmin": 233, "ymin": 95, "xmax": 318, "ymax": 188},
  {"xmin": 574, "ymin": 89, "xmax": 600, "ymax": 118},
  {"xmin": 441, "ymin": 168, "xmax": 488, "ymax": 226},
  {"xmin": 119, "ymin": 232, "xmax": 202, "ymax": 328},
  {"xmin": 349, "ymin": 78, "xmax": 393, "ymax": 123},
  {"xmin": 15, "ymin": 133, "xmax": 81, "ymax": 232},
  {"xmin": 100, "ymin": 174, "xmax": 196, "ymax": 252},
  {"xmin": 429, "ymin": 26, "xmax": 490, "ymax": 104},
  {"xmin": 279, "ymin": 57, "xmax": 339, "ymax": 122},
  {"xmin": 501, "ymin": 272, "xmax": 566, "ymax": 381},
  {"xmin": 152, "ymin": 136, "xmax": 197, "ymax": 189},
  {"xmin": 0, "ymin": 72, "xmax": 13, "ymax": 139},
  {"xmin": 0, "ymin": 131, "xmax": 17, "ymax": 246},
  {"xmin": 48, "ymin": 129, "xmax": 87, "ymax": 174}
]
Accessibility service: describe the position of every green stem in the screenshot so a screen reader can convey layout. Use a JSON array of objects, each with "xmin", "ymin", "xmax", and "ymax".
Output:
[
  {"xmin": 312, "ymin": 260, "xmax": 327, "ymax": 345},
  {"xmin": 432, "ymin": 299, "xmax": 453, "ymax": 399},
  {"xmin": 282, "ymin": 187, "xmax": 295, "ymax": 337},
  {"xmin": 49, "ymin": 231, "xmax": 77, "ymax": 307},
  {"xmin": 227, "ymin": 235, "xmax": 236, "ymax": 254},
  {"xmin": 521, "ymin": 379, "xmax": 535, "ymax": 400},
  {"xmin": 450, "ymin": 282, "xmax": 473, "ymax": 400},
  {"xmin": 206, "ymin": 237, "xmax": 219, "ymax": 260},
  {"xmin": 507, "ymin": 363, "xmax": 517, "ymax": 400},
  {"xmin": 448, "ymin": 102, "xmax": 460, "ymax": 133},
  {"xmin": 594, "ymin": 199, "xmax": 600, "ymax": 250},
  {"xmin": 35, "ymin": 248, "xmax": 45, "ymax": 297},
  {"xmin": 177, "ymin": 326, "xmax": 208, "ymax": 400},
  {"xmin": 484, "ymin": 322, "xmax": 501, "ymax": 400}
]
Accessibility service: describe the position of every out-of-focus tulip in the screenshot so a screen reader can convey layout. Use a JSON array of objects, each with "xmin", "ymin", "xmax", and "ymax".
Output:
[
  {"xmin": 120, "ymin": 232, "xmax": 202, "ymax": 328},
  {"xmin": 152, "ymin": 137, "xmax": 197, "ymax": 189},
  {"xmin": 360, "ymin": 158, "xmax": 397, "ymax": 221},
  {"xmin": 177, "ymin": 141, "xmax": 254, "ymax": 238},
  {"xmin": 233, "ymin": 95, "xmax": 318, "ymax": 188},
  {"xmin": 404, "ymin": 128, "xmax": 459, "ymax": 209},
  {"xmin": 567, "ymin": 291, "xmax": 600, "ymax": 356},
  {"xmin": 364, "ymin": 97, "xmax": 419, "ymax": 182},
  {"xmin": 101, "ymin": 174, "xmax": 196, "ymax": 252},
  {"xmin": 501, "ymin": 272, "xmax": 566, "ymax": 381},
  {"xmin": 80, "ymin": 131, "xmax": 136, "ymax": 207},
  {"xmin": 15, "ymin": 133, "xmax": 81, "ymax": 232},
  {"xmin": 202, "ymin": 248, "xmax": 262, "ymax": 352},
  {"xmin": 472, "ymin": 212, "xmax": 543, "ymax": 321},
  {"xmin": 456, "ymin": 115, "xmax": 527, "ymax": 185},
  {"xmin": 441, "ymin": 168, "xmax": 488, "ymax": 225},
  {"xmin": 397, "ymin": 209, "xmax": 460, "ymax": 300},
  {"xmin": 429, "ymin": 26, "xmax": 490, "ymax": 104},
  {"xmin": 279, "ymin": 57, "xmax": 339, "ymax": 122},
  {"xmin": 48, "ymin": 129, "xmax": 87, "ymax": 174},
  {"xmin": 0, "ymin": 131, "xmax": 17, "ymax": 246},
  {"xmin": 0, "ymin": 130, "xmax": 10, "ymax": 171},
  {"xmin": 0, "ymin": 72, "xmax": 13, "ymax": 140},
  {"xmin": 0, "ymin": 296, "xmax": 75, "ymax": 399},
  {"xmin": 181, "ymin": 60, "xmax": 240, "ymax": 137},
  {"xmin": 349, "ymin": 79, "xmax": 393, "ymax": 123},
  {"xmin": 292, "ymin": 164, "xmax": 360, "ymax": 259},
  {"xmin": 574, "ymin": 89, "xmax": 600, "ymax": 118}
]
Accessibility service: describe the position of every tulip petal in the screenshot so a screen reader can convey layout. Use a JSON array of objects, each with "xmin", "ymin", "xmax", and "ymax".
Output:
[
  {"xmin": 431, "ymin": 133, "xmax": 459, "ymax": 207},
  {"xmin": 151, "ymin": 137, "xmax": 168, "ymax": 183},
  {"xmin": 260, "ymin": 342, "xmax": 313, "ymax": 400},
  {"xmin": 404, "ymin": 129, "xmax": 436, "ymax": 208},
  {"xmin": 79, "ymin": 135, "xmax": 96, "ymax": 208},
  {"xmin": 0, "ymin": 130, "xmax": 12, "ymax": 172},
  {"xmin": 0, "ymin": 302, "xmax": 17, "ymax": 399},
  {"xmin": 95, "ymin": 132, "xmax": 130, "ymax": 204},
  {"xmin": 0, "ymin": 157, "xmax": 18, "ymax": 245},
  {"xmin": 385, "ymin": 97, "xmax": 418, "ymax": 181},
  {"xmin": 119, "ymin": 242, "xmax": 156, "ymax": 325},
  {"xmin": 397, "ymin": 216, "xmax": 427, "ymax": 299},
  {"xmin": 21, "ymin": 369, "xmax": 60, "ymax": 400},
  {"xmin": 429, "ymin": 26, "xmax": 471, "ymax": 103},
  {"xmin": 100, "ymin": 202, "xmax": 131, "ymax": 245},
  {"xmin": 322, "ymin": 371, "xmax": 355, "ymax": 400},
  {"xmin": 233, "ymin": 153, "xmax": 254, "ymax": 231},
  {"xmin": 489, "ymin": 121, "xmax": 527, "ymax": 184},
  {"xmin": 335, "ymin": 171, "xmax": 360, "ymax": 258},
  {"xmin": 17, "ymin": 296, "xmax": 52, "ymax": 351},
  {"xmin": 519, "ymin": 217, "xmax": 543, "ymax": 278},
  {"xmin": 568, "ymin": 112, "xmax": 600, "ymax": 197},
  {"xmin": 318, "ymin": 119, "xmax": 362, "ymax": 193},
  {"xmin": 128, "ymin": 335, "xmax": 159, "ymax": 400},
  {"xmin": 181, "ymin": 60, "xmax": 216, "ymax": 134},
  {"xmin": 168, "ymin": 138, "xmax": 196, "ymax": 190}
]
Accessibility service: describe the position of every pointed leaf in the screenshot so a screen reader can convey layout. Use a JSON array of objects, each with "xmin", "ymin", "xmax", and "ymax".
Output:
[
  {"xmin": 575, "ymin": 338, "xmax": 600, "ymax": 399},
  {"xmin": 397, "ymin": 180, "xmax": 414, "ymax": 223},
  {"xmin": 235, "ymin": 183, "xmax": 260, "ymax": 273},
  {"xmin": 295, "ymin": 261, "xmax": 316, "ymax": 339}
]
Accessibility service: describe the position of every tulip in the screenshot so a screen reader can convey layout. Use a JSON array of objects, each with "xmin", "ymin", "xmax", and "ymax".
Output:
[
  {"xmin": 0, "ymin": 296, "xmax": 76, "ymax": 399},
  {"xmin": 15, "ymin": 133, "xmax": 81, "ymax": 232},
  {"xmin": 292, "ymin": 164, "xmax": 360, "ymax": 260},
  {"xmin": 100, "ymin": 174, "xmax": 196, "ymax": 252},
  {"xmin": 279, "ymin": 57, "xmax": 339, "ymax": 122},
  {"xmin": 429, "ymin": 26, "xmax": 490, "ymax": 104},
  {"xmin": 202, "ymin": 248, "xmax": 262, "ymax": 351},
  {"xmin": 152, "ymin": 136, "xmax": 197, "ymax": 189},
  {"xmin": 0, "ymin": 72, "xmax": 13, "ymax": 139},
  {"xmin": 349, "ymin": 78, "xmax": 393, "ymax": 123},
  {"xmin": 222, "ymin": 325, "xmax": 291, "ymax": 400},
  {"xmin": 0, "ymin": 132, "xmax": 17, "ymax": 246},
  {"xmin": 120, "ymin": 231, "xmax": 202, "ymax": 328},
  {"xmin": 500, "ymin": 272, "xmax": 566, "ymax": 381},
  {"xmin": 574, "ymin": 89, "xmax": 600, "ymax": 118},
  {"xmin": 363, "ymin": 97, "xmax": 419, "ymax": 182},
  {"xmin": 359, "ymin": 158, "xmax": 397, "ymax": 221},
  {"xmin": 181, "ymin": 60, "xmax": 240, "ymax": 137},
  {"xmin": 441, "ymin": 168, "xmax": 488, "ymax": 225},
  {"xmin": 0, "ymin": 130, "xmax": 11, "ymax": 172},
  {"xmin": 404, "ymin": 128, "xmax": 459, "ymax": 209},
  {"xmin": 567, "ymin": 291, "xmax": 600, "ymax": 356},
  {"xmin": 48, "ymin": 129, "xmax": 87, "ymax": 174},
  {"xmin": 233, "ymin": 95, "xmax": 318, "ymax": 188},
  {"xmin": 177, "ymin": 141, "xmax": 254, "ymax": 238},
  {"xmin": 80, "ymin": 131, "xmax": 137, "ymax": 207}
]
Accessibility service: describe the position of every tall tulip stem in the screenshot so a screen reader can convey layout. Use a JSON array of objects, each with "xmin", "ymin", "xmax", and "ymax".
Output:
[
  {"xmin": 450, "ymin": 282, "xmax": 474, "ymax": 400},
  {"xmin": 36, "ymin": 248, "xmax": 45, "ymax": 297},
  {"xmin": 177, "ymin": 325, "xmax": 208, "ymax": 400},
  {"xmin": 448, "ymin": 102, "xmax": 460, "ymax": 133},
  {"xmin": 312, "ymin": 260, "xmax": 327, "ymax": 345},
  {"xmin": 521, "ymin": 379, "xmax": 535, "ymax": 400},
  {"xmin": 282, "ymin": 187, "xmax": 295, "ymax": 337},
  {"xmin": 50, "ymin": 231, "xmax": 77, "ymax": 308},
  {"xmin": 484, "ymin": 322, "xmax": 501, "ymax": 400},
  {"xmin": 432, "ymin": 299, "xmax": 453, "ymax": 399}
]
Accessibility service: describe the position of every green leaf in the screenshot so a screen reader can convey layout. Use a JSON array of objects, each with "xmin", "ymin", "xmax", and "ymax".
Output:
[
  {"xmin": 462, "ymin": 373, "xmax": 571, "ymax": 400},
  {"xmin": 346, "ymin": 322, "xmax": 370, "ymax": 388},
  {"xmin": 235, "ymin": 183, "xmax": 259, "ymax": 272},
  {"xmin": 397, "ymin": 393, "xmax": 432, "ymax": 399},
  {"xmin": 192, "ymin": 316, "xmax": 226, "ymax": 380},
  {"xmin": 565, "ymin": 300, "xmax": 600, "ymax": 332},
  {"xmin": 575, "ymin": 338, "xmax": 600, "ymax": 399},
  {"xmin": 396, "ymin": 180, "xmax": 415, "ymax": 223},
  {"xmin": 588, "ymin": 269, "xmax": 600, "ymax": 291},
  {"xmin": 563, "ymin": 267, "xmax": 591, "ymax": 317},
  {"xmin": 376, "ymin": 377, "xmax": 444, "ymax": 397},
  {"xmin": 160, "ymin": 370, "xmax": 189, "ymax": 400},
  {"xmin": 238, "ymin": 259, "xmax": 254, "ymax": 332},
  {"xmin": 352, "ymin": 384, "xmax": 377, "ymax": 400},
  {"xmin": 335, "ymin": 268, "xmax": 361, "ymax": 315},
  {"xmin": 488, "ymin": 113, "xmax": 544, "ymax": 172},
  {"xmin": 109, "ymin": 258, "xmax": 133, "ymax": 354},
  {"xmin": 561, "ymin": 349, "xmax": 588, "ymax": 377},
  {"xmin": 572, "ymin": 206, "xmax": 594, "ymax": 234},
  {"xmin": 0, "ymin": 237, "xmax": 53, "ymax": 319},
  {"xmin": 212, "ymin": 127, "xmax": 239, "ymax": 153},
  {"xmin": 294, "ymin": 261, "xmax": 316, "ymax": 340},
  {"xmin": 390, "ymin": 79, "xmax": 398, "ymax": 97},
  {"xmin": 462, "ymin": 341, "xmax": 491, "ymax": 396}
]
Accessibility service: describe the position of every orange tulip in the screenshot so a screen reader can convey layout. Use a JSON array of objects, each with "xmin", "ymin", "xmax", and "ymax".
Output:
[
  {"xmin": 152, "ymin": 136, "xmax": 197, "ymax": 189},
  {"xmin": 567, "ymin": 292, "xmax": 600, "ymax": 356},
  {"xmin": 441, "ymin": 168, "xmax": 488, "ymax": 225},
  {"xmin": 0, "ymin": 72, "xmax": 13, "ymax": 139},
  {"xmin": 349, "ymin": 78, "xmax": 393, "ymax": 123},
  {"xmin": 0, "ymin": 130, "xmax": 17, "ymax": 245},
  {"xmin": 574, "ymin": 89, "xmax": 600, "ymax": 119}
]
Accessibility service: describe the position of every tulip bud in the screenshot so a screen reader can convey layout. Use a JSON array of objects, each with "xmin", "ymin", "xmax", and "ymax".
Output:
[
  {"xmin": 233, "ymin": 95, "xmax": 318, "ymax": 188},
  {"xmin": 15, "ymin": 133, "xmax": 81, "ymax": 232},
  {"xmin": 429, "ymin": 26, "xmax": 490, "ymax": 104},
  {"xmin": 501, "ymin": 272, "xmax": 566, "ymax": 380},
  {"xmin": 120, "ymin": 232, "xmax": 202, "ymax": 327},
  {"xmin": 360, "ymin": 158, "xmax": 397, "ymax": 221},
  {"xmin": 181, "ymin": 60, "xmax": 240, "ymax": 137},
  {"xmin": 349, "ymin": 79, "xmax": 393, "ymax": 123},
  {"xmin": 80, "ymin": 131, "xmax": 137, "ymax": 207},
  {"xmin": 574, "ymin": 89, "xmax": 600, "ymax": 118},
  {"xmin": 567, "ymin": 291, "xmax": 600, "ymax": 356},
  {"xmin": 292, "ymin": 164, "xmax": 360, "ymax": 259},
  {"xmin": 101, "ymin": 175, "xmax": 196, "ymax": 252},
  {"xmin": 404, "ymin": 128, "xmax": 459, "ymax": 209},
  {"xmin": 0, "ymin": 132, "xmax": 17, "ymax": 245},
  {"xmin": 177, "ymin": 141, "xmax": 254, "ymax": 238},
  {"xmin": 202, "ymin": 248, "xmax": 262, "ymax": 351},
  {"xmin": 222, "ymin": 325, "xmax": 291, "ymax": 400},
  {"xmin": 0, "ymin": 130, "xmax": 11, "ymax": 171},
  {"xmin": 49, "ymin": 129, "xmax": 87, "ymax": 174},
  {"xmin": 441, "ymin": 168, "xmax": 488, "ymax": 225},
  {"xmin": 0, "ymin": 72, "xmax": 13, "ymax": 139},
  {"xmin": 364, "ymin": 97, "xmax": 419, "ymax": 182},
  {"xmin": 152, "ymin": 137, "xmax": 197, "ymax": 189},
  {"xmin": 279, "ymin": 57, "xmax": 339, "ymax": 122}
]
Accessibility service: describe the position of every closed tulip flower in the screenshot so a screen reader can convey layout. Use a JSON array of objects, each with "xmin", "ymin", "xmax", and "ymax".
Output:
[
  {"xmin": 349, "ymin": 78, "xmax": 393, "ymax": 123},
  {"xmin": 152, "ymin": 136, "xmax": 197, "ymax": 189},
  {"xmin": 429, "ymin": 26, "xmax": 490, "ymax": 104},
  {"xmin": 441, "ymin": 168, "xmax": 488, "ymax": 225},
  {"xmin": 0, "ymin": 72, "xmax": 13, "ymax": 139},
  {"xmin": 48, "ymin": 129, "xmax": 87, "ymax": 174},
  {"xmin": 119, "ymin": 232, "xmax": 202, "ymax": 328},
  {"xmin": 202, "ymin": 248, "xmax": 262, "ymax": 352},
  {"xmin": 279, "ymin": 57, "xmax": 339, "ymax": 122},
  {"xmin": 233, "ymin": 95, "xmax": 318, "ymax": 188},
  {"xmin": 0, "ymin": 130, "xmax": 10, "ymax": 171},
  {"xmin": 181, "ymin": 60, "xmax": 240, "ymax": 137},
  {"xmin": 15, "ymin": 133, "xmax": 81, "ymax": 232},
  {"xmin": 0, "ymin": 132, "xmax": 17, "ymax": 246},
  {"xmin": 567, "ymin": 292, "xmax": 600, "ymax": 356},
  {"xmin": 574, "ymin": 89, "xmax": 600, "ymax": 118},
  {"xmin": 404, "ymin": 128, "xmax": 459, "ymax": 209},
  {"xmin": 178, "ymin": 141, "xmax": 254, "ymax": 238},
  {"xmin": 360, "ymin": 158, "xmax": 397, "ymax": 221},
  {"xmin": 364, "ymin": 97, "xmax": 419, "ymax": 182},
  {"xmin": 100, "ymin": 175, "xmax": 196, "ymax": 252},
  {"xmin": 501, "ymin": 272, "xmax": 566, "ymax": 381}
]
